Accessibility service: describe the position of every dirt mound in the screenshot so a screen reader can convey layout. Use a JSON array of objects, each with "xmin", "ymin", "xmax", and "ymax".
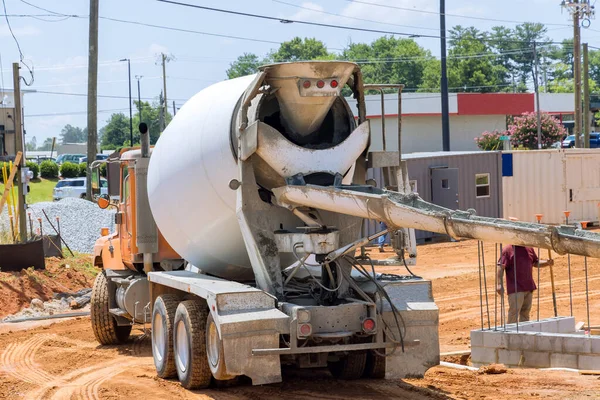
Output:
[{"xmin": 0, "ymin": 255, "xmax": 97, "ymax": 318}]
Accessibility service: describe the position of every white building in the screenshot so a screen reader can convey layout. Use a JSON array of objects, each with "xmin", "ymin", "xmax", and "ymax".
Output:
[{"xmin": 347, "ymin": 92, "xmax": 575, "ymax": 154}]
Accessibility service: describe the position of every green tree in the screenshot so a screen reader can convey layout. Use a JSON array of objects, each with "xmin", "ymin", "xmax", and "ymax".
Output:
[
  {"xmin": 37, "ymin": 137, "xmax": 54, "ymax": 151},
  {"xmin": 344, "ymin": 36, "xmax": 434, "ymax": 91},
  {"xmin": 100, "ymin": 113, "xmax": 130, "ymax": 150},
  {"xmin": 226, "ymin": 53, "xmax": 264, "ymax": 79},
  {"xmin": 25, "ymin": 136, "xmax": 37, "ymax": 151},
  {"xmin": 59, "ymin": 124, "xmax": 86, "ymax": 144},
  {"xmin": 269, "ymin": 37, "xmax": 332, "ymax": 62}
]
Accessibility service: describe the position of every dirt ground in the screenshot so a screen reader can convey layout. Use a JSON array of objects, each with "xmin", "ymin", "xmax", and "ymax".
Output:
[{"xmin": 0, "ymin": 240, "xmax": 599, "ymax": 399}]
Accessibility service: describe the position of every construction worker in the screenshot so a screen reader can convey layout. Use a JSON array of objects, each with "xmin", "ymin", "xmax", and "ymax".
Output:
[{"xmin": 496, "ymin": 245, "xmax": 553, "ymax": 324}]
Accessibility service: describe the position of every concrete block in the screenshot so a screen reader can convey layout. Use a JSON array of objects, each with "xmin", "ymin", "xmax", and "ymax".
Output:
[
  {"xmin": 483, "ymin": 331, "xmax": 508, "ymax": 349},
  {"xmin": 507, "ymin": 332, "xmax": 537, "ymax": 350},
  {"xmin": 591, "ymin": 337, "xmax": 600, "ymax": 354},
  {"xmin": 578, "ymin": 355, "xmax": 600, "ymax": 370},
  {"xmin": 535, "ymin": 334, "xmax": 563, "ymax": 353},
  {"xmin": 470, "ymin": 330, "xmax": 484, "ymax": 347},
  {"xmin": 540, "ymin": 319, "xmax": 559, "ymax": 333},
  {"xmin": 522, "ymin": 351, "xmax": 551, "ymax": 368},
  {"xmin": 557, "ymin": 317, "xmax": 576, "ymax": 334},
  {"xmin": 563, "ymin": 335, "xmax": 591, "ymax": 354},
  {"xmin": 471, "ymin": 346, "xmax": 497, "ymax": 364},
  {"xmin": 520, "ymin": 322, "xmax": 541, "ymax": 332},
  {"xmin": 498, "ymin": 349, "xmax": 522, "ymax": 366},
  {"xmin": 550, "ymin": 353, "xmax": 579, "ymax": 369}
]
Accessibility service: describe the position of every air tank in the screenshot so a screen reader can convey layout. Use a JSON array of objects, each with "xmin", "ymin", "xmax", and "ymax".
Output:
[{"xmin": 147, "ymin": 62, "xmax": 361, "ymax": 280}]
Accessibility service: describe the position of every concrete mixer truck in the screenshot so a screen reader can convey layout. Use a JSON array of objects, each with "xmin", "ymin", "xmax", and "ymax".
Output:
[{"xmin": 89, "ymin": 61, "xmax": 600, "ymax": 389}]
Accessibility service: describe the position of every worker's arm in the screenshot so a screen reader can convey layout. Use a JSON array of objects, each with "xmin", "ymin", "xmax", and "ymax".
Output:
[
  {"xmin": 496, "ymin": 263, "xmax": 505, "ymax": 295},
  {"xmin": 534, "ymin": 259, "xmax": 554, "ymax": 268}
]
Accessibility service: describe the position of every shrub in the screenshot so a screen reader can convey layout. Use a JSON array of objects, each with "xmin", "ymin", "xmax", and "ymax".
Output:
[
  {"xmin": 78, "ymin": 162, "xmax": 88, "ymax": 177},
  {"xmin": 25, "ymin": 161, "xmax": 39, "ymax": 179},
  {"xmin": 100, "ymin": 162, "xmax": 107, "ymax": 178},
  {"xmin": 475, "ymin": 130, "xmax": 503, "ymax": 151},
  {"xmin": 60, "ymin": 161, "xmax": 79, "ymax": 178},
  {"xmin": 40, "ymin": 160, "xmax": 59, "ymax": 179},
  {"xmin": 509, "ymin": 112, "xmax": 566, "ymax": 150}
]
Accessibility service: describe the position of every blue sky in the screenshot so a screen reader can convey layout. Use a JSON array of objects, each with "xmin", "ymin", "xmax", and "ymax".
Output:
[{"xmin": 0, "ymin": 0, "xmax": 597, "ymax": 143}]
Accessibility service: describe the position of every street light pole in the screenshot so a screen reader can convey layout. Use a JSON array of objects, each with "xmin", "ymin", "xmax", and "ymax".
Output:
[
  {"xmin": 120, "ymin": 58, "xmax": 133, "ymax": 146},
  {"xmin": 135, "ymin": 75, "xmax": 143, "ymax": 125}
]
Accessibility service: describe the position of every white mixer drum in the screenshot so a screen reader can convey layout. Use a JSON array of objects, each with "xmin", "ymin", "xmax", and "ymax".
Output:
[{"xmin": 147, "ymin": 75, "xmax": 255, "ymax": 280}]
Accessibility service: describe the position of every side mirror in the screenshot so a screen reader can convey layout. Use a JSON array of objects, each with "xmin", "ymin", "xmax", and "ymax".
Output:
[{"xmin": 97, "ymin": 194, "xmax": 110, "ymax": 209}]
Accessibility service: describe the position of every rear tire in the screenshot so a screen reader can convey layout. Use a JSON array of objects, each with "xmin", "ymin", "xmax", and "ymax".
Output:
[
  {"xmin": 328, "ymin": 351, "xmax": 367, "ymax": 380},
  {"xmin": 91, "ymin": 271, "xmax": 132, "ymax": 345},
  {"xmin": 363, "ymin": 350, "xmax": 386, "ymax": 379},
  {"xmin": 152, "ymin": 294, "xmax": 179, "ymax": 379},
  {"xmin": 174, "ymin": 300, "xmax": 212, "ymax": 389},
  {"xmin": 206, "ymin": 313, "xmax": 236, "ymax": 381}
]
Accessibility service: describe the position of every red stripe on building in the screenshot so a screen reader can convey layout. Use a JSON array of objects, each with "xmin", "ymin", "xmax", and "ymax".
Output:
[{"xmin": 457, "ymin": 93, "xmax": 534, "ymax": 115}]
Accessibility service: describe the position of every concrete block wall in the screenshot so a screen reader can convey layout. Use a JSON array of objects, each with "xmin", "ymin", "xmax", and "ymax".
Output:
[{"xmin": 470, "ymin": 317, "xmax": 600, "ymax": 370}]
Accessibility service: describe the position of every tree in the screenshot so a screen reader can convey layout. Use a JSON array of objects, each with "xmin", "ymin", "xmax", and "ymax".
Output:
[
  {"xmin": 227, "ymin": 53, "xmax": 264, "ymax": 79},
  {"xmin": 59, "ymin": 124, "xmax": 86, "ymax": 144},
  {"xmin": 37, "ymin": 137, "xmax": 54, "ymax": 151},
  {"xmin": 26, "ymin": 136, "xmax": 37, "ymax": 151},
  {"xmin": 269, "ymin": 37, "xmax": 332, "ymax": 62},
  {"xmin": 344, "ymin": 36, "xmax": 434, "ymax": 91},
  {"xmin": 101, "ymin": 113, "xmax": 130, "ymax": 150}
]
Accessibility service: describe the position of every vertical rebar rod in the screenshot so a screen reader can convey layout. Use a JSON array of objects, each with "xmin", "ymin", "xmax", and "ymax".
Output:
[
  {"xmin": 494, "ymin": 243, "xmax": 498, "ymax": 330},
  {"xmin": 481, "ymin": 241, "xmax": 491, "ymax": 330},
  {"xmin": 477, "ymin": 241, "xmax": 484, "ymax": 330},
  {"xmin": 500, "ymin": 243, "xmax": 506, "ymax": 331},
  {"xmin": 513, "ymin": 245, "xmax": 519, "ymax": 332},
  {"xmin": 584, "ymin": 256, "xmax": 591, "ymax": 336},
  {"xmin": 537, "ymin": 247, "xmax": 541, "ymax": 322},
  {"xmin": 568, "ymin": 253, "xmax": 573, "ymax": 316}
]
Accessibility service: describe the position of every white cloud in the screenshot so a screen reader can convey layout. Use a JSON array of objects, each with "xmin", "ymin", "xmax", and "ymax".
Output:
[{"xmin": 0, "ymin": 24, "xmax": 41, "ymax": 39}]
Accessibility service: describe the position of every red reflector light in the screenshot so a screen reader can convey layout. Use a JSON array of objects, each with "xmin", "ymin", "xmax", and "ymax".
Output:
[
  {"xmin": 299, "ymin": 323, "xmax": 312, "ymax": 336},
  {"xmin": 316, "ymin": 80, "xmax": 325, "ymax": 88},
  {"xmin": 303, "ymin": 80, "xmax": 311, "ymax": 88},
  {"xmin": 330, "ymin": 80, "xmax": 338, "ymax": 88},
  {"xmin": 362, "ymin": 318, "xmax": 376, "ymax": 333}
]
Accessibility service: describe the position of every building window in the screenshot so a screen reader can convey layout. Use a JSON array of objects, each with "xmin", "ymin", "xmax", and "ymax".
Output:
[
  {"xmin": 409, "ymin": 180, "xmax": 417, "ymax": 193},
  {"xmin": 476, "ymin": 173, "xmax": 490, "ymax": 198},
  {"xmin": 441, "ymin": 178, "xmax": 449, "ymax": 189}
]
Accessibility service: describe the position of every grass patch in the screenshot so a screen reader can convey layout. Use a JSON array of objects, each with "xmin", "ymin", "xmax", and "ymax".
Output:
[
  {"xmin": 0, "ymin": 177, "xmax": 57, "ymax": 204},
  {"xmin": 66, "ymin": 253, "xmax": 99, "ymax": 279}
]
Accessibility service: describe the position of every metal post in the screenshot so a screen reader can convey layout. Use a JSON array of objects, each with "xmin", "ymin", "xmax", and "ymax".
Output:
[
  {"xmin": 565, "ymin": 211, "xmax": 574, "ymax": 316},
  {"xmin": 380, "ymin": 89, "xmax": 386, "ymax": 151},
  {"xmin": 584, "ymin": 256, "xmax": 591, "ymax": 335},
  {"xmin": 500, "ymin": 243, "xmax": 506, "ymax": 331},
  {"xmin": 12, "ymin": 63, "xmax": 26, "ymax": 243},
  {"xmin": 583, "ymin": 43, "xmax": 590, "ymax": 148},
  {"xmin": 477, "ymin": 241, "xmax": 484, "ymax": 330},
  {"xmin": 136, "ymin": 76, "xmax": 143, "ymax": 123},
  {"xmin": 574, "ymin": 1, "xmax": 582, "ymax": 148},
  {"xmin": 440, "ymin": 0, "xmax": 450, "ymax": 151},
  {"xmin": 172, "ymin": 100, "xmax": 177, "ymax": 116},
  {"xmin": 513, "ymin": 245, "xmax": 519, "ymax": 332},
  {"xmin": 533, "ymin": 41, "xmax": 543, "ymax": 149},
  {"xmin": 86, "ymin": 0, "xmax": 99, "ymax": 200},
  {"xmin": 481, "ymin": 241, "xmax": 491, "ymax": 330},
  {"xmin": 162, "ymin": 53, "xmax": 168, "ymax": 131}
]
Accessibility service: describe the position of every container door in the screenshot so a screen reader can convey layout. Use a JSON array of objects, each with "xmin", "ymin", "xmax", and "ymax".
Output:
[
  {"xmin": 431, "ymin": 168, "xmax": 459, "ymax": 210},
  {"xmin": 565, "ymin": 153, "xmax": 600, "ymax": 223}
]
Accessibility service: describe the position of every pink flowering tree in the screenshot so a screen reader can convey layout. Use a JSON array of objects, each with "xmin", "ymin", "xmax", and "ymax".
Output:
[
  {"xmin": 508, "ymin": 112, "xmax": 566, "ymax": 150},
  {"xmin": 474, "ymin": 130, "xmax": 503, "ymax": 151}
]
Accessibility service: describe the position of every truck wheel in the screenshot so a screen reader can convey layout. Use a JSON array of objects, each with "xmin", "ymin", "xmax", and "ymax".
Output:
[
  {"xmin": 91, "ymin": 271, "xmax": 132, "ymax": 345},
  {"xmin": 152, "ymin": 294, "xmax": 179, "ymax": 378},
  {"xmin": 363, "ymin": 350, "xmax": 386, "ymax": 379},
  {"xmin": 173, "ymin": 300, "xmax": 212, "ymax": 389},
  {"xmin": 328, "ymin": 351, "xmax": 367, "ymax": 380},
  {"xmin": 206, "ymin": 313, "xmax": 236, "ymax": 381}
]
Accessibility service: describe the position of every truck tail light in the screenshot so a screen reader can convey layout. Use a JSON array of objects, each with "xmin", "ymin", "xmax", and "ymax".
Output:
[
  {"xmin": 299, "ymin": 323, "xmax": 312, "ymax": 337},
  {"xmin": 362, "ymin": 318, "xmax": 376, "ymax": 333},
  {"xmin": 316, "ymin": 80, "xmax": 325, "ymax": 88},
  {"xmin": 330, "ymin": 79, "xmax": 338, "ymax": 88},
  {"xmin": 303, "ymin": 80, "xmax": 311, "ymax": 88}
]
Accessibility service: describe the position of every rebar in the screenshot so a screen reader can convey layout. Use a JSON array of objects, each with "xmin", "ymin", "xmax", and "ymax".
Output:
[
  {"xmin": 494, "ymin": 243, "xmax": 498, "ymax": 331},
  {"xmin": 477, "ymin": 241, "xmax": 484, "ymax": 330},
  {"xmin": 513, "ymin": 245, "xmax": 519, "ymax": 332},
  {"xmin": 480, "ymin": 241, "xmax": 491, "ymax": 330},
  {"xmin": 500, "ymin": 243, "xmax": 506, "ymax": 331},
  {"xmin": 567, "ymin": 253, "xmax": 573, "ymax": 316},
  {"xmin": 537, "ymin": 246, "xmax": 541, "ymax": 323},
  {"xmin": 584, "ymin": 256, "xmax": 591, "ymax": 336}
]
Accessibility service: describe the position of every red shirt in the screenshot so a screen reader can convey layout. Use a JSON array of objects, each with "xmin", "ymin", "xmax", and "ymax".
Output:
[{"xmin": 499, "ymin": 246, "xmax": 538, "ymax": 294}]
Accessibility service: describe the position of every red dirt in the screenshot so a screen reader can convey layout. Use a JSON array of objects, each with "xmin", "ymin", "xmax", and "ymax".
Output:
[
  {"xmin": 0, "ymin": 240, "xmax": 598, "ymax": 399},
  {"xmin": 0, "ymin": 256, "xmax": 96, "ymax": 318}
]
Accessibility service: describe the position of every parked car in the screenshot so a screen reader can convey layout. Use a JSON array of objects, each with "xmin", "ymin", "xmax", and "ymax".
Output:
[
  {"xmin": 53, "ymin": 177, "xmax": 108, "ymax": 200},
  {"xmin": 79, "ymin": 154, "xmax": 108, "ymax": 163},
  {"xmin": 55, "ymin": 154, "xmax": 85, "ymax": 165},
  {"xmin": 561, "ymin": 133, "xmax": 600, "ymax": 148},
  {"xmin": 30, "ymin": 156, "xmax": 56, "ymax": 164}
]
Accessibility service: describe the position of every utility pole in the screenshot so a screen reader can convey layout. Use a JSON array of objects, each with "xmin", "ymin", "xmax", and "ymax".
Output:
[
  {"xmin": 440, "ymin": 0, "xmax": 450, "ymax": 151},
  {"xmin": 172, "ymin": 100, "xmax": 176, "ymax": 116},
  {"xmin": 583, "ymin": 42, "xmax": 590, "ymax": 148},
  {"xmin": 12, "ymin": 63, "xmax": 26, "ymax": 243},
  {"xmin": 86, "ymin": 0, "xmax": 99, "ymax": 200},
  {"xmin": 120, "ymin": 58, "xmax": 133, "ymax": 146},
  {"xmin": 136, "ymin": 75, "xmax": 143, "ymax": 124},
  {"xmin": 161, "ymin": 53, "xmax": 168, "ymax": 132},
  {"xmin": 574, "ymin": 2, "xmax": 582, "ymax": 148},
  {"xmin": 533, "ymin": 42, "xmax": 543, "ymax": 149}
]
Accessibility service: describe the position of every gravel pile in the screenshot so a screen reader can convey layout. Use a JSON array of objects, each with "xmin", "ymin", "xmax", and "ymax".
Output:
[{"xmin": 0, "ymin": 198, "xmax": 116, "ymax": 254}]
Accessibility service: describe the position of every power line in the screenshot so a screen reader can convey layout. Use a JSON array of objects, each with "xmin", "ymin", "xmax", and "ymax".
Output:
[
  {"xmin": 30, "ymin": 89, "xmax": 189, "ymax": 102},
  {"xmin": 25, "ymin": 108, "xmax": 130, "ymax": 118},
  {"xmin": 272, "ymin": 0, "xmax": 439, "ymax": 32}
]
